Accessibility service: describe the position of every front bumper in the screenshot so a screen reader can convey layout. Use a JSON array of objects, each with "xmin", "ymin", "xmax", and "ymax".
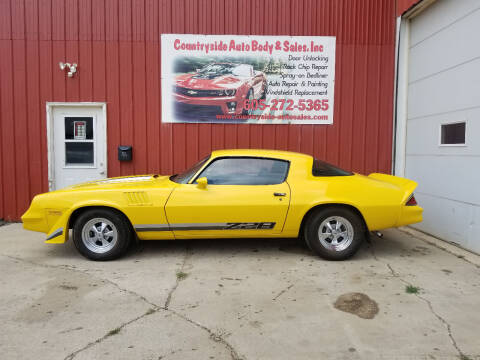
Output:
[
  {"xmin": 21, "ymin": 196, "xmax": 69, "ymax": 243},
  {"xmin": 21, "ymin": 204, "xmax": 49, "ymax": 233},
  {"xmin": 174, "ymin": 93, "xmax": 243, "ymax": 115}
]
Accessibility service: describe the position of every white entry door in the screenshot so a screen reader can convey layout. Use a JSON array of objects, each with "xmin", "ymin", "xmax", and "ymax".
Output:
[{"xmin": 50, "ymin": 104, "xmax": 107, "ymax": 190}]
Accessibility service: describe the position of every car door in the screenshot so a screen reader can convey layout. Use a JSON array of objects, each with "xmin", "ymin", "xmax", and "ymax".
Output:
[{"xmin": 165, "ymin": 157, "xmax": 290, "ymax": 238}]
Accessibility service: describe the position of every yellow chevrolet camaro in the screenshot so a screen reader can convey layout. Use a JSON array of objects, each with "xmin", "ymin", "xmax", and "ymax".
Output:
[{"xmin": 22, "ymin": 149, "xmax": 422, "ymax": 261}]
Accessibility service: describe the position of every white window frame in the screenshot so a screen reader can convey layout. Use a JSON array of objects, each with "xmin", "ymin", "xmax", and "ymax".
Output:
[
  {"xmin": 63, "ymin": 114, "xmax": 97, "ymax": 168},
  {"xmin": 438, "ymin": 120, "xmax": 467, "ymax": 147}
]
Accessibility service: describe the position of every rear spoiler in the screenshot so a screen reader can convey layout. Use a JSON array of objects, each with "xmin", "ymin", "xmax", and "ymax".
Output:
[{"xmin": 368, "ymin": 173, "xmax": 418, "ymax": 204}]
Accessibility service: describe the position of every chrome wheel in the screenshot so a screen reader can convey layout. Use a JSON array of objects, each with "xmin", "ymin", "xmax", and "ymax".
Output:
[
  {"xmin": 81, "ymin": 218, "xmax": 118, "ymax": 254},
  {"xmin": 318, "ymin": 216, "xmax": 354, "ymax": 252}
]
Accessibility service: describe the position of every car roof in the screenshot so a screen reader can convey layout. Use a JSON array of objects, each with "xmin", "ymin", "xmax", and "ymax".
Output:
[{"xmin": 210, "ymin": 149, "xmax": 313, "ymax": 162}]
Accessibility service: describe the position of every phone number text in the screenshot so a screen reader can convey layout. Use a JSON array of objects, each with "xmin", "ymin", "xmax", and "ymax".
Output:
[{"xmin": 243, "ymin": 99, "xmax": 329, "ymax": 111}]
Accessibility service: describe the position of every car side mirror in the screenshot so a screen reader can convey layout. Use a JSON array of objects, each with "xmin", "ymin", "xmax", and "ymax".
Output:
[{"xmin": 196, "ymin": 177, "xmax": 208, "ymax": 189}]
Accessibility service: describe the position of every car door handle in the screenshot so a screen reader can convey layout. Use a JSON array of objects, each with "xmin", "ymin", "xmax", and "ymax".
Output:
[{"xmin": 274, "ymin": 192, "xmax": 286, "ymax": 197}]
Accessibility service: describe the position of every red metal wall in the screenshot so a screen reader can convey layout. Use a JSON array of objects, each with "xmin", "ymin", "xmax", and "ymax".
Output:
[
  {"xmin": 397, "ymin": 0, "xmax": 422, "ymax": 15},
  {"xmin": 0, "ymin": 0, "xmax": 396, "ymax": 220}
]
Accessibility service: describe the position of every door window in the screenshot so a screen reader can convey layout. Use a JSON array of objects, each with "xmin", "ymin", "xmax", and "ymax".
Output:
[
  {"xmin": 64, "ymin": 117, "xmax": 95, "ymax": 166},
  {"xmin": 196, "ymin": 157, "xmax": 289, "ymax": 185}
]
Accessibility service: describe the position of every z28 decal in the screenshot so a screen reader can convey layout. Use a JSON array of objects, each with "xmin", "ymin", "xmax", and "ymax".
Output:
[
  {"xmin": 224, "ymin": 222, "xmax": 275, "ymax": 230},
  {"xmin": 134, "ymin": 222, "xmax": 276, "ymax": 232}
]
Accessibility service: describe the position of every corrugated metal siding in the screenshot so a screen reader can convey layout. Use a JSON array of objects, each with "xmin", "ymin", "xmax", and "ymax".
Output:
[
  {"xmin": 0, "ymin": 0, "xmax": 396, "ymax": 220},
  {"xmin": 397, "ymin": 0, "xmax": 423, "ymax": 16}
]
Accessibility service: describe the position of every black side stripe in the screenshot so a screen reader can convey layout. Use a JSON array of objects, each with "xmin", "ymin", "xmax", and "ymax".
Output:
[
  {"xmin": 134, "ymin": 224, "xmax": 170, "ymax": 232},
  {"xmin": 134, "ymin": 222, "xmax": 276, "ymax": 232}
]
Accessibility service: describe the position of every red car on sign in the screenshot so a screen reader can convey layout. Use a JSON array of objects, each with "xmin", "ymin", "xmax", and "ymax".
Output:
[{"xmin": 174, "ymin": 63, "xmax": 267, "ymax": 116}]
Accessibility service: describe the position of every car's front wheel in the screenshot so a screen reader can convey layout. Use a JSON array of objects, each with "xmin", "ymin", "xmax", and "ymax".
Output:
[
  {"xmin": 73, "ymin": 208, "xmax": 132, "ymax": 261},
  {"xmin": 304, "ymin": 207, "xmax": 365, "ymax": 260}
]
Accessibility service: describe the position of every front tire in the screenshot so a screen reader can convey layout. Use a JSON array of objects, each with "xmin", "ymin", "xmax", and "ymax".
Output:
[
  {"xmin": 73, "ymin": 208, "xmax": 132, "ymax": 261},
  {"xmin": 304, "ymin": 207, "xmax": 365, "ymax": 260}
]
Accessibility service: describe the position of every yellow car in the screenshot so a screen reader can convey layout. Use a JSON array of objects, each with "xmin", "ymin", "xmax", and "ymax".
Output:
[{"xmin": 22, "ymin": 149, "xmax": 422, "ymax": 261}]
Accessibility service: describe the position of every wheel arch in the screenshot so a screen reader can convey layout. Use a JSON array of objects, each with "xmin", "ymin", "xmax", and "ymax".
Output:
[
  {"xmin": 299, "ymin": 203, "xmax": 369, "ymax": 237},
  {"xmin": 68, "ymin": 205, "xmax": 134, "ymax": 234}
]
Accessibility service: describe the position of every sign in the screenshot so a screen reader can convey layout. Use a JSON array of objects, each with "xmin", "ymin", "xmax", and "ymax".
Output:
[
  {"xmin": 73, "ymin": 121, "xmax": 87, "ymax": 140},
  {"xmin": 161, "ymin": 34, "xmax": 336, "ymax": 124}
]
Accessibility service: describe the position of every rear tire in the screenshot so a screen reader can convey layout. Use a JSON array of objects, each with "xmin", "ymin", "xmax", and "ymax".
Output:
[
  {"xmin": 304, "ymin": 207, "xmax": 365, "ymax": 260},
  {"xmin": 73, "ymin": 208, "xmax": 132, "ymax": 261}
]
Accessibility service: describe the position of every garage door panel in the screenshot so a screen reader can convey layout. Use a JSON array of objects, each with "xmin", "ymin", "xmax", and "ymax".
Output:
[
  {"xmin": 404, "ymin": 0, "xmax": 480, "ymax": 254},
  {"xmin": 405, "ymin": 155, "xmax": 480, "ymax": 205},
  {"xmin": 407, "ymin": 58, "xmax": 480, "ymax": 119},
  {"xmin": 405, "ymin": 108, "xmax": 480, "ymax": 155},
  {"xmin": 411, "ymin": 193, "xmax": 476, "ymax": 249},
  {"xmin": 466, "ymin": 206, "xmax": 480, "ymax": 253},
  {"xmin": 409, "ymin": 8, "xmax": 480, "ymax": 82},
  {"xmin": 410, "ymin": 0, "xmax": 480, "ymax": 46}
]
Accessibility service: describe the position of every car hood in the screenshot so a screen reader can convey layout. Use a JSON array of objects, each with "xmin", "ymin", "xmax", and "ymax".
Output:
[
  {"xmin": 55, "ymin": 175, "xmax": 174, "ymax": 192},
  {"xmin": 176, "ymin": 73, "xmax": 243, "ymax": 90}
]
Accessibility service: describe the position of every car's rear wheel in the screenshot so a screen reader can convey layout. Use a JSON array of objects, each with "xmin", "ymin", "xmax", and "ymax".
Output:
[
  {"xmin": 73, "ymin": 208, "xmax": 132, "ymax": 261},
  {"xmin": 304, "ymin": 207, "xmax": 365, "ymax": 260}
]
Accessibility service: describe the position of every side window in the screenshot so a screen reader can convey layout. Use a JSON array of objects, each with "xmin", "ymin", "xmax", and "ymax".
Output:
[
  {"xmin": 440, "ymin": 122, "xmax": 466, "ymax": 145},
  {"xmin": 312, "ymin": 159, "xmax": 353, "ymax": 176},
  {"xmin": 197, "ymin": 157, "xmax": 289, "ymax": 185}
]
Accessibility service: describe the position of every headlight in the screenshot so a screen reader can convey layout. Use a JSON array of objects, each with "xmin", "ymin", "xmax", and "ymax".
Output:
[
  {"xmin": 227, "ymin": 102, "xmax": 237, "ymax": 113},
  {"xmin": 224, "ymin": 89, "xmax": 236, "ymax": 96}
]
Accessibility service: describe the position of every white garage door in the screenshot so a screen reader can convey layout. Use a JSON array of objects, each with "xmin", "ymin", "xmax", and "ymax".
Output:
[{"xmin": 402, "ymin": 0, "xmax": 480, "ymax": 253}]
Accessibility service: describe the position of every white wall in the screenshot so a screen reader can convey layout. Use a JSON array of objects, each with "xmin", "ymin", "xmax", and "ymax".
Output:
[{"xmin": 398, "ymin": 0, "xmax": 480, "ymax": 253}]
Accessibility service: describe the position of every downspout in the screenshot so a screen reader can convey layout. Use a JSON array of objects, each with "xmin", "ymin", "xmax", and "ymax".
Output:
[{"xmin": 391, "ymin": 16, "xmax": 402, "ymax": 175}]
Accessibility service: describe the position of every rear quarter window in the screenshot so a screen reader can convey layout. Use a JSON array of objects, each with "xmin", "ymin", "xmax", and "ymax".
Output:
[{"xmin": 312, "ymin": 159, "xmax": 353, "ymax": 177}]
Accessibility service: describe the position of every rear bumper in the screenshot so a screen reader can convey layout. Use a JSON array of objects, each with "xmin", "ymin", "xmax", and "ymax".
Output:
[{"xmin": 396, "ymin": 205, "xmax": 423, "ymax": 227}]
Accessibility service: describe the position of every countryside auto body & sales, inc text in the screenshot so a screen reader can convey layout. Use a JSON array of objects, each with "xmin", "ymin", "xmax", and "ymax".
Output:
[
  {"xmin": 173, "ymin": 38, "xmax": 326, "ymax": 54},
  {"xmin": 162, "ymin": 35, "xmax": 336, "ymax": 124}
]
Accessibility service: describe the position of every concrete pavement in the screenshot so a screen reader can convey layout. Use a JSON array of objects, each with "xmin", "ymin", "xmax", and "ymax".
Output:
[{"xmin": 0, "ymin": 223, "xmax": 479, "ymax": 360}]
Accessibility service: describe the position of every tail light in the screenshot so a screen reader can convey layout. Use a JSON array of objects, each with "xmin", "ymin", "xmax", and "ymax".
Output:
[{"xmin": 406, "ymin": 194, "xmax": 417, "ymax": 206}]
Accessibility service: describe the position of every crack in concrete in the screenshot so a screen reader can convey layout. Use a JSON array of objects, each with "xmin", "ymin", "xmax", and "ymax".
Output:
[
  {"xmin": 368, "ymin": 242, "xmax": 467, "ymax": 359},
  {"xmin": 167, "ymin": 308, "xmax": 244, "ymax": 360},
  {"xmin": 164, "ymin": 246, "xmax": 191, "ymax": 310},
  {"xmin": 64, "ymin": 309, "xmax": 155, "ymax": 360},
  {"xmin": 272, "ymin": 284, "xmax": 294, "ymax": 301},
  {"xmin": 1, "ymin": 253, "xmax": 244, "ymax": 360}
]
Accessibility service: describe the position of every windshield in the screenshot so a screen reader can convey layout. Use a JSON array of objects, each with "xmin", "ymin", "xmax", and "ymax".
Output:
[
  {"xmin": 197, "ymin": 63, "xmax": 235, "ymax": 75},
  {"xmin": 170, "ymin": 155, "xmax": 210, "ymax": 184}
]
